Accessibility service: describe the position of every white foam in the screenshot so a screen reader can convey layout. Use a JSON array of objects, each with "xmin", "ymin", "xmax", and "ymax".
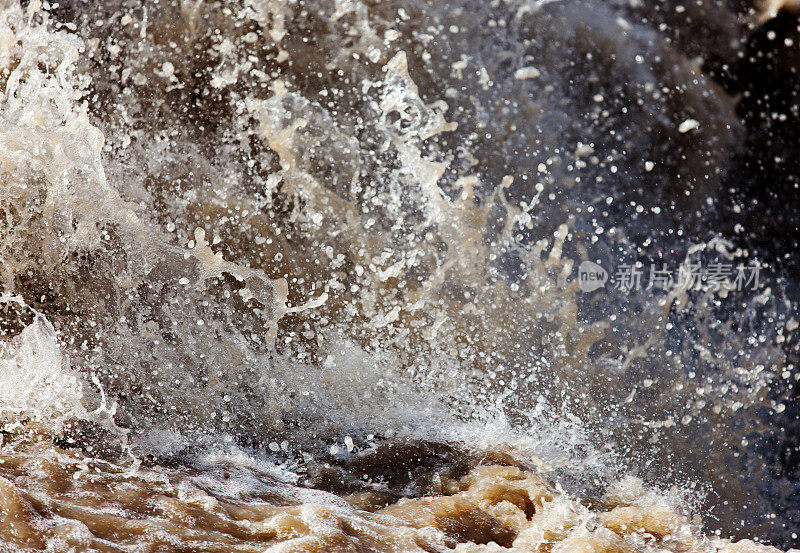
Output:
[{"xmin": 0, "ymin": 304, "xmax": 84, "ymax": 434}]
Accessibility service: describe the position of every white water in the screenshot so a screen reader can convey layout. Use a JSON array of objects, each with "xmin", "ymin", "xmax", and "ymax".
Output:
[{"xmin": 0, "ymin": 0, "xmax": 798, "ymax": 550}]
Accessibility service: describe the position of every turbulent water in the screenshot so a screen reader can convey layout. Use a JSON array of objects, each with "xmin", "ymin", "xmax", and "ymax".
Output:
[{"xmin": 1, "ymin": 0, "xmax": 799, "ymax": 550}]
